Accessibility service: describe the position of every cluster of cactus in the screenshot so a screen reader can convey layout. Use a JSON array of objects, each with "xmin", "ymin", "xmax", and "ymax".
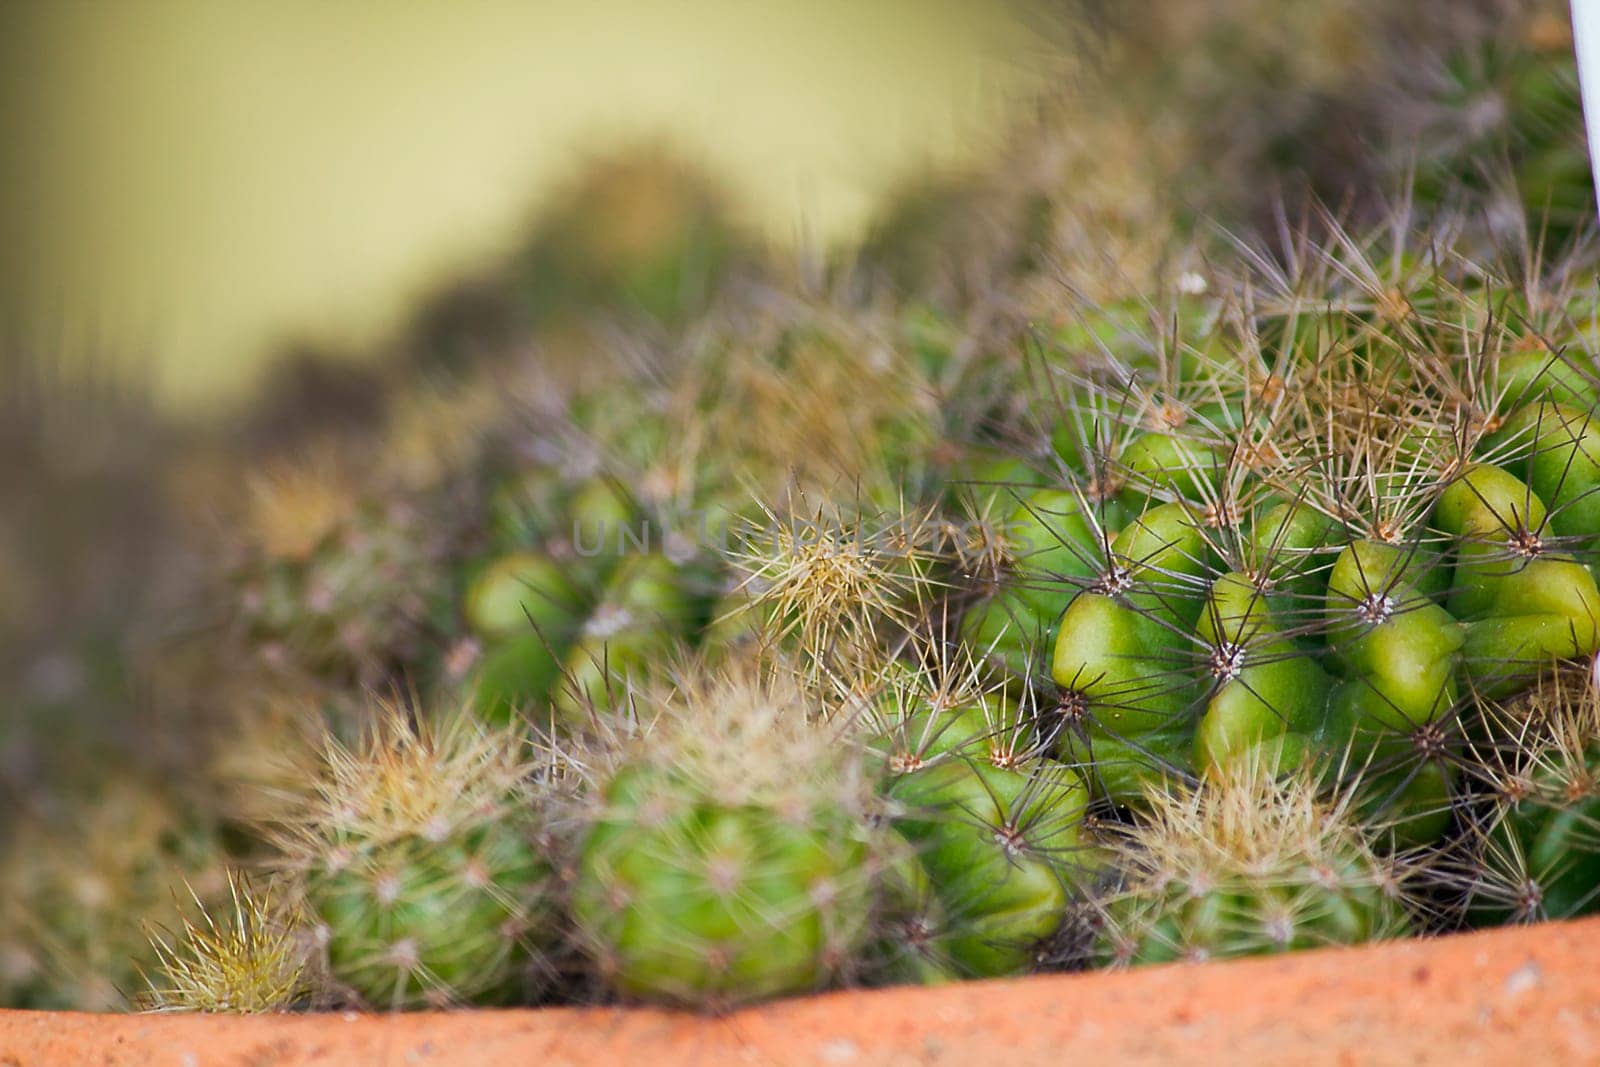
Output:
[
  {"xmin": 950, "ymin": 238, "xmax": 1600, "ymax": 854},
  {"xmin": 14, "ymin": 0, "xmax": 1600, "ymax": 1019},
  {"xmin": 563, "ymin": 639, "xmax": 1110, "ymax": 1004}
]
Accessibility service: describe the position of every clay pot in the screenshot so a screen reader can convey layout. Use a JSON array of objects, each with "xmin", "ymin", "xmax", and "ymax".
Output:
[{"xmin": 3, "ymin": 917, "xmax": 1597, "ymax": 1065}]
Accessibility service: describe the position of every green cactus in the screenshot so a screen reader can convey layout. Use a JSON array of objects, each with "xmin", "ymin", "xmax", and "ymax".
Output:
[
  {"xmin": 959, "ymin": 485, "xmax": 1105, "ymax": 686},
  {"xmin": 64, "ymin": 1, "xmax": 1600, "ymax": 1015},
  {"xmin": 866, "ymin": 656, "xmax": 1099, "ymax": 977},
  {"xmin": 1050, "ymin": 501, "xmax": 1211, "ymax": 805},
  {"xmin": 552, "ymin": 550, "xmax": 704, "ymax": 726},
  {"xmin": 560, "ymin": 476, "xmax": 640, "ymax": 579},
  {"xmin": 1435, "ymin": 462, "xmax": 1600, "ymax": 695},
  {"xmin": 1095, "ymin": 760, "xmax": 1411, "ymax": 966},
  {"xmin": 1463, "ymin": 666, "xmax": 1600, "ymax": 923},
  {"xmin": 270, "ymin": 707, "xmax": 558, "ymax": 1009},
  {"xmin": 570, "ymin": 662, "xmax": 884, "ymax": 1008}
]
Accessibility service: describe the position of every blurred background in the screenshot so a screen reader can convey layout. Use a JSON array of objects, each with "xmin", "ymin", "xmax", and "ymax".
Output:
[
  {"xmin": 0, "ymin": 1, "xmax": 1061, "ymax": 1005},
  {"xmin": 0, "ymin": 0, "xmax": 1051, "ymax": 414}
]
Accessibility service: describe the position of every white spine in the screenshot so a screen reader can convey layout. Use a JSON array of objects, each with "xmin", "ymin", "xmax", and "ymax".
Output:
[{"xmin": 1573, "ymin": 1, "xmax": 1600, "ymax": 211}]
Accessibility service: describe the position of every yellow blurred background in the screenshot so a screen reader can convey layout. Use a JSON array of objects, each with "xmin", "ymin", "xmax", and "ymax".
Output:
[{"xmin": 0, "ymin": 0, "xmax": 1048, "ymax": 412}]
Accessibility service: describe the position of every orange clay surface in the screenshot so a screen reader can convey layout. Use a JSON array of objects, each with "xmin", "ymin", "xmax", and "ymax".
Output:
[{"xmin": 3, "ymin": 915, "xmax": 1599, "ymax": 1066}]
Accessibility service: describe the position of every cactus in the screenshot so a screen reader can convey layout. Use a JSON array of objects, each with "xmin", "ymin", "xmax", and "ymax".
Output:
[
  {"xmin": 911, "ymin": 223, "xmax": 1600, "ymax": 853},
  {"xmin": 141, "ymin": 873, "xmax": 309, "ymax": 1013},
  {"xmin": 730, "ymin": 497, "xmax": 940, "ymax": 686},
  {"xmin": 864, "ymin": 651, "xmax": 1100, "ymax": 977},
  {"xmin": 1094, "ymin": 758, "xmax": 1412, "ymax": 966},
  {"xmin": 235, "ymin": 476, "xmax": 444, "ymax": 686},
  {"xmin": 570, "ymin": 660, "xmax": 886, "ymax": 1008},
  {"xmin": 958, "ymin": 484, "xmax": 1106, "ymax": 688},
  {"xmin": 1435, "ymin": 461, "xmax": 1600, "ymax": 695},
  {"xmin": 1462, "ymin": 665, "xmax": 1600, "ymax": 923},
  {"xmin": 267, "ymin": 706, "xmax": 558, "ymax": 1009},
  {"xmin": 1049, "ymin": 500, "xmax": 1212, "ymax": 805},
  {"xmin": 552, "ymin": 550, "xmax": 706, "ymax": 726}
]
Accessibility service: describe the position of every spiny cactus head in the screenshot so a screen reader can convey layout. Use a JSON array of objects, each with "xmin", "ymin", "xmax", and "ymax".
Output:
[
  {"xmin": 1094, "ymin": 757, "xmax": 1411, "ymax": 967},
  {"xmin": 141, "ymin": 873, "xmax": 309, "ymax": 1013},
  {"xmin": 570, "ymin": 657, "xmax": 885, "ymax": 1008},
  {"xmin": 730, "ymin": 494, "xmax": 942, "ymax": 685},
  {"xmin": 1274, "ymin": 346, "xmax": 1465, "ymax": 546},
  {"xmin": 269, "ymin": 702, "xmax": 558, "ymax": 1009},
  {"xmin": 858, "ymin": 637, "xmax": 1047, "ymax": 775}
]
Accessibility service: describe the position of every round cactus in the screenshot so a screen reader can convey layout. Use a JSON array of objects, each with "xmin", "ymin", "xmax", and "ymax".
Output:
[
  {"xmin": 269, "ymin": 706, "xmax": 558, "ymax": 1009},
  {"xmin": 570, "ymin": 661, "xmax": 885, "ymax": 1008},
  {"xmin": 729, "ymin": 499, "xmax": 941, "ymax": 686},
  {"xmin": 1050, "ymin": 501, "xmax": 1211, "ymax": 805},
  {"xmin": 1094, "ymin": 759, "xmax": 1412, "ymax": 966}
]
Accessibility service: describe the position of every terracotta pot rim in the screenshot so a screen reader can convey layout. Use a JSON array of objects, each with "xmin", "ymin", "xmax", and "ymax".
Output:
[{"xmin": 4, "ymin": 917, "xmax": 1599, "ymax": 1065}]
